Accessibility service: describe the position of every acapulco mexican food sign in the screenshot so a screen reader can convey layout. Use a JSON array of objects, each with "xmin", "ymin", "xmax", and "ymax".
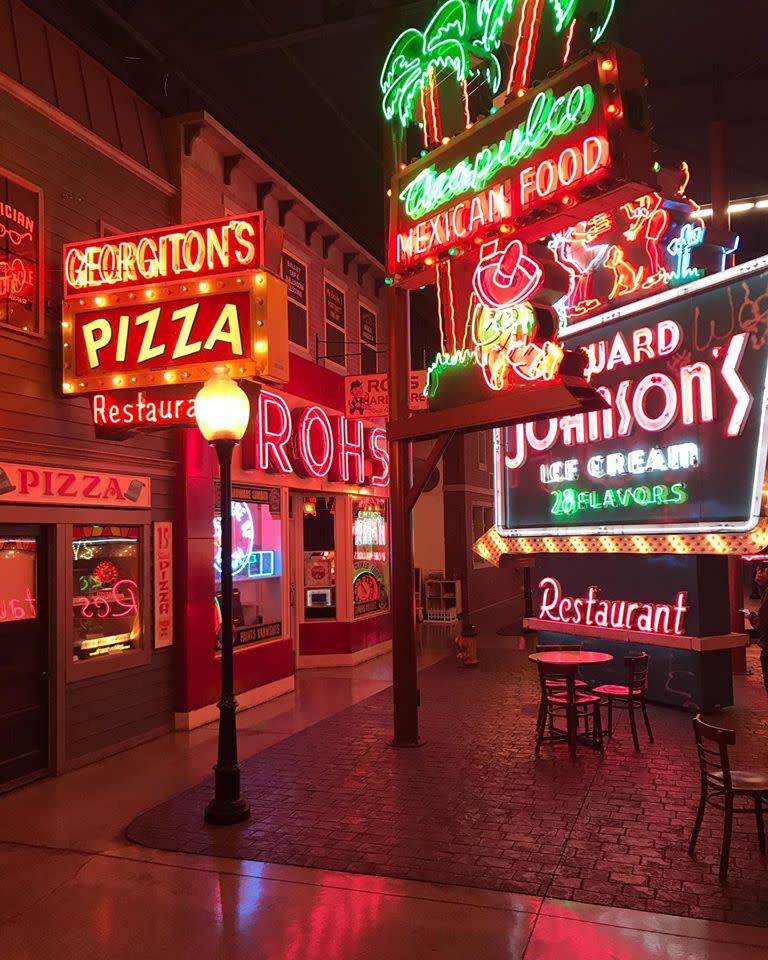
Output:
[
  {"xmin": 497, "ymin": 259, "xmax": 768, "ymax": 537},
  {"xmin": 388, "ymin": 48, "xmax": 654, "ymax": 282}
]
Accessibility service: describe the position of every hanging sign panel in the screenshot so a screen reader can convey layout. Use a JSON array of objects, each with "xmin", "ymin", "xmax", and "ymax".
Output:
[
  {"xmin": 63, "ymin": 214, "xmax": 264, "ymax": 297},
  {"xmin": 388, "ymin": 48, "xmax": 655, "ymax": 281},
  {"xmin": 498, "ymin": 259, "xmax": 768, "ymax": 537},
  {"xmin": 62, "ymin": 271, "xmax": 288, "ymax": 394}
]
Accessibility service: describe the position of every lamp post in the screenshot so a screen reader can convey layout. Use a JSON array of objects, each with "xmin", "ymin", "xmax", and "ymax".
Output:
[{"xmin": 195, "ymin": 364, "xmax": 251, "ymax": 825}]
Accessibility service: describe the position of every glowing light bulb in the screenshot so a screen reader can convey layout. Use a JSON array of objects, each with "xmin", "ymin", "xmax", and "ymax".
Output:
[
  {"xmin": 441, "ymin": 136, "xmax": 450, "ymax": 145},
  {"xmin": 499, "ymin": 224, "xmax": 512, "ymax": 235},
  {"xmin": 95, "ymin": 296, "xmax": 105, "ymax": 306},
  {"xmin": 63, "ymin": 382, "xmax": 72, "ymax": 392},
  {"xmin": 145, "ymin": 289, "xmax": 154, "ymax": 299},
  {"xmin": 516, "ymin": 88, "xmax": 526, "ymax": 99},
  {"xmin": 112, "ymin": 376, "xmax": 122, "ymax": 386},
  {"xmin": 254, "ymin": 272, "xmax": 266, "ymax": 286},
  {"xmin": 606, "ymin": 104, "xmax": 618, "ymax": 115},
  {"xmin": 163, "ymin": 371, "xmax": 174, "ymax": 381},
  {"xmin": 601, "ymin": 59, "xmax": 615, "ymax": 72},
  {"xmin": 198, "ymin": 281, "xmax": 209, "ymax": 293},
  {"xmin": 254, "ymin": 339, "xmax": 267, "ymax": 354}
]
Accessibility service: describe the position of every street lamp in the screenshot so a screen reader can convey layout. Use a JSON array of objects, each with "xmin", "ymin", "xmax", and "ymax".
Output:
[{"xmin": 195, "ymin": 364, "xmax": 251, "ymax": 825}]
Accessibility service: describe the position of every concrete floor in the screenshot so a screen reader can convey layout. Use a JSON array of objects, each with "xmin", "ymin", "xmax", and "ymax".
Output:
[{"xmin": 0, "ymin": 624, "xmax": 767, "ymax": 959}]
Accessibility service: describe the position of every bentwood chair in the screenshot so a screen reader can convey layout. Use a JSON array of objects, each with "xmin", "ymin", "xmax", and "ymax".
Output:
[
  {"xmin": 689, "ymin": 716, "xmax": 768, "ymax": 880},
  {"xmin": 534, "ymin": 643, "xmax": 589, "ymax": 730},
  {"xmin": 535, "ymin": 661, "xmax": 603, "ymax": 762},
  {"xmin": 592, "ymin": 652, "xmax": 653, "ymax": 752}
]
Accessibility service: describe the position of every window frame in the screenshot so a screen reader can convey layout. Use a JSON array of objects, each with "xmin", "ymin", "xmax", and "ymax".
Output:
[
  {"xmin": 323, "ymin": 275, "xmax": 347, "ymax": 371},
  {"xmin": 0, "ymin": 163, "xmax": 44, "ymax": 339},
  {"xmin": 282, "ymin": 247, "xmax": 310, "ymax": 353},
  {"xmin": 358, "ymin": 299, "xmax": 378, "ymax": 375},
  {"xmin": 66, "ymin": 518, "xmax": 152, "ymax": 681}
]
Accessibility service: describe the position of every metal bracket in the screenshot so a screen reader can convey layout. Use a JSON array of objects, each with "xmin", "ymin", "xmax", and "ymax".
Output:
[
  {"xmin": 322, "ymin": 234, "xmax": 339, "ymax": 259},
  {"xmin": 278, "ymin": 199, "xmax": 296, "ymax": 226},
  {"xmin": 305, "ymin": 220, "xmax": 321, "ymax": 247},
  {"xmin": 256, "ymin": 181, "xmax": 275, "ymax": 210},
  {"xmin": 183, "ymin": 122, "xmax": 203, "ymax": 156}
]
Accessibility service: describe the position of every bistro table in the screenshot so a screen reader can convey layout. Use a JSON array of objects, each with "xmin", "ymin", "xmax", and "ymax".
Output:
[{"xmin": 529, "ymin": 650, "xmax": 614, "ymax": 759}]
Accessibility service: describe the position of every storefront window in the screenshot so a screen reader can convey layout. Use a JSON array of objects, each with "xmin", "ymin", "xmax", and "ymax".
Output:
[
  {"xmin": 0, "ymin": 536, "xmax": 37, "ymax": 622},
  {"xmin": 72, "ymin": 526, "xmax": 140, "ymax": 660},
  {"xmin": 214, "ymin": 497, "xmax": 283, "ymax": 649},
  {"xmin": 303, "ymin": 497, "xmax": 336, "ymax": 619},
  {"xmin": 0, "ymin": 170, "xmax": 42, "ymax": 335},
  {"xmin": 352, "ymin": 497, "xmax": 389, "ymax": 617}
]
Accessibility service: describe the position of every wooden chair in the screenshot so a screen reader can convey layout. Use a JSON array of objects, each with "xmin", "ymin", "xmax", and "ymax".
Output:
[
  {"xmin": 535, "ymin": 661, "xmax": 603, "ymax": 762},
  {"xmin": 689, "ymin": 716, "xmax": 768, "ymax": 880},
  {"xmin": 534, "ymin": 643, "xmax": 589, "ymax": 729},
  {"xmin": 592, "ymin": 652, "xmax": 653, "ymax": 752}
]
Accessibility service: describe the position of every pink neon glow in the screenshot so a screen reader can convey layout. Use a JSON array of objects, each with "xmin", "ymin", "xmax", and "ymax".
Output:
[
  {"xmin": 297, "ymin": 405, "xmax": 334, "ymax": 478},
  {"xmin": 520, "ymin": 137, "xmax": 609, "ymax": 208},
  {"xmin": 257, "ymin": 390, "xmax": 293, "ymax": 473},
  {"xmin": 336, "ymin": 416, "xmax": 366, "ymax": 484},
  {"xmin": 538, "ymin": 577, "xmax": 688, "ymax": 636},
  {"xmin": 74, "ymin": 579, "xmax": 138, "ymax": 619},
  {"xmin": 472, "ymin": 239, "xmax": 544, "ymax": 310},
  {"xmin": 368, "ymin": 427, "xmax": 391, "ymax": 486},
  {"xmin": 632, "ymin": 374, "xmax": 679, "ymax": 432}
]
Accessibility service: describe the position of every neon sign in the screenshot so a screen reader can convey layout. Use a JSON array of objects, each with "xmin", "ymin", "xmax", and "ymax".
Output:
[
  {"xmin": 74, "ymin": 578, "xmax": 138, "ymax": 619},
  {"xmin": 388, "ymin": 48, "xmax": 656, "ymax": 277},
  {"xmin": 537, "ymin": 576, "xmax": 688, "ymax": 636},
  {"xmin": 63, "ymin": 214, "xmax": 263, "ymax": 296},
  {"xmin": 213, "ymin": 501, "xmax": 255, "ymax": 576},
  {"xmin": 91, "ymin": 387, "xmax": 196, "ymax": 429},
  {"xmin": 497, "ymin": 261, "xmax": 768, "ymax": 538},
  {"xmin": 0, "ymin": 588, "xmax": 37, "ymax": 621},
  {"xmin": 399, "ymin": 84, "xmax": 595, "ymax": 221},
  {"xmin": 380, "ymin": 0, "xmax": 618, "ymax": 130},
  {"xmin": 241, "ymin": 390, "xmax": 391, "ymax": 487},
  {"xmin": 550, "ymin": 481, "xmax": 688, "ymax": 516},
  {"xmin": 0, "ymin": 257, "xmax": 34, "ymax": 300},
  {"xmin": 62, "ymin": 270, "xmax": 288, "ymax": 394},
  {"xmin": 473, "ymin": 239, "xmax": 544, "ymax": 309}
]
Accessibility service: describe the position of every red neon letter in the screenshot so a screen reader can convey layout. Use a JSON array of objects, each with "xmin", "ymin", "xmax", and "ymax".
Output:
[
  {"xmin": 335, "ymin": 417, "xmax": 365, "ymax": 484},
  {"xmin": 367, "ymin": 427, "xmax": 390, "ymax": 486},
  {"xmin": 257, "ymin": 390, "xmax": 292, "ymax": 473},
  {"xmin": 296, "ymin": 406, "xmax": 334, "ymax": 478}
]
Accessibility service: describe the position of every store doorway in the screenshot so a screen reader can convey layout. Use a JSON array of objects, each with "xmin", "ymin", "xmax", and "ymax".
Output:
[{"xmin": 0, "ymin": 526, "xmax": 49, "ymax": 788}]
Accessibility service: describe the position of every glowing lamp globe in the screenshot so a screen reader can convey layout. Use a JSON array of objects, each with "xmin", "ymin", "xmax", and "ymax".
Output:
[{"xmin": 195, "ymin": 365, "xmax": 250, "ymax": 442}]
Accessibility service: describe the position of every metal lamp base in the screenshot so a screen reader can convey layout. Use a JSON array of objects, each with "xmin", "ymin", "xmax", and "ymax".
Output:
[{"xmin": 205, "ymin": 797, "xmax": 251, "ymax": 825}]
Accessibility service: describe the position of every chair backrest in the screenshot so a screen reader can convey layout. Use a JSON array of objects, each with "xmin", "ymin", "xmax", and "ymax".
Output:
[
  {"xmin": 624, "ymin": 652, "xmax": 650, "ymax": 694},
  {"xmin": 692, "ymin": 715, "xmax": 735, "ymax": 791},
  {"xmin": 536, "ymin": 642, "xmax": 583, "ymax": 653},
  {"xmin": 537, "ymin": 660, "xmax": 577, "ymax": 700}
]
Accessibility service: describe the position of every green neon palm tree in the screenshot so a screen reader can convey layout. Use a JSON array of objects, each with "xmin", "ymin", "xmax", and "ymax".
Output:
[
  {"xmin": 380, "ymin": 0, "xmax": 471, "ymax": 130},
  {"xmin": 548, "ymin": 0, "xmax": 616, "ymax": 43}
]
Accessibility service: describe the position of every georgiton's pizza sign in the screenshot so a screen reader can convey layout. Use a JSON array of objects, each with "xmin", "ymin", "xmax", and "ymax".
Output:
[
  {"xmin": 62, "ymin": 214, "xmax": 289, "ymax": 395},
  {"xmin": 498, "ymin": 259, "xmax": 768, "ymax": 536}
]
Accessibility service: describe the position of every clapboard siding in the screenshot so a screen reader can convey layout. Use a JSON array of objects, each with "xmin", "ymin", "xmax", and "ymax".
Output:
[
  {"xmin": 0, "ymin": 72, "xmax": 179, "ymax": 767},
  {"xmin": 65, "ymin": 649, "xmax": 175, "ymax": 761}
]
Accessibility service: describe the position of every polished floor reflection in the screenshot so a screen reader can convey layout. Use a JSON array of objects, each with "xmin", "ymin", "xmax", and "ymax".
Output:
[{"xmin": 0, "ymin": 621, "xmax": 766, "ymax": 959}]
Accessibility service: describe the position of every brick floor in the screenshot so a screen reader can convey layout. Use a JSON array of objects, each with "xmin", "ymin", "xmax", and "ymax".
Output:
[{"xmin": 127, "ymin": 643, "xmax": 768, "ymax": 926}]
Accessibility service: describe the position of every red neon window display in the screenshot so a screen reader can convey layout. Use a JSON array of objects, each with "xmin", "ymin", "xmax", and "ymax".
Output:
[{"xmin": 72, "ymin": 526, "xmax": 141, "ymax": 660}]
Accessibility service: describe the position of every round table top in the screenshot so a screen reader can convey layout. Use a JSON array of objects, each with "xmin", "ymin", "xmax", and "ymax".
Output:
[{"xmin": 528, "ymin": 650, "xmax": 614, "ymax": 666}]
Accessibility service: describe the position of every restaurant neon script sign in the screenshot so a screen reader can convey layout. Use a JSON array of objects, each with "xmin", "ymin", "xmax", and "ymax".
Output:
[{"xmin": 538, "ymin": 577, "xmax": 689, "ymax": 636}]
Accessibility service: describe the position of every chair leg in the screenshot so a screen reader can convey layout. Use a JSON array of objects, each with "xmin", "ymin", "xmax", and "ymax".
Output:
[
  {"xmin": 689, "ymin": 783, "xmax": 707, "ymax": 855},
  {"xmin": 567, "ymin": 704, "xmax": 577, "ymax": 762},
  {"xmin": 594, "ymin": 704, "xmax": 604, "ymax": 754},
  {"xmin": 535, "ymin": 703, "xmax": 547, "ymax": 756},
  {"xmin": 755, "ymin": 797, "xmax": 766, "ymax": 856},
  {"xmin": 536, "ymin": 692, "xmax": 546, "ymax": 731},
  {"xmin": 628, "ymin": 699, "xmax": 640, "ymax": 752},
  {"xmin": 606, "ymin": 698, "xmax": 613, "ymax": 736},
  {"xmin": 641, "ymin": 699, "xmax": 654, "ymax": 743},
  {"xmin": 720, "ymin": 796, "xmax": 734, "ymax": 881}
]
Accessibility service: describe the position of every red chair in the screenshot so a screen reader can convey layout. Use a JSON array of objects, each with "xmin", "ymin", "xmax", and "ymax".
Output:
[
  {"xmin": 689, "ymin": 716, "xmax": 768, "ymax": 879},
  {"xmin": 535, "ymin": 661, "xmax": 603, "ymax": 762},
  {"xmin": 592, "ymin": 652, "xmax": 653, "ymax": 752}
]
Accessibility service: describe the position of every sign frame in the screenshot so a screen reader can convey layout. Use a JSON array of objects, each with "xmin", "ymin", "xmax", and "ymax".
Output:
[
  {"xmin": 153, "ymin": 521, "xmax": 173, "ymax": 648},
  {"xmin": 62, "ymin": 270, "xmax": 288, "ymax": 394},
  {"xmin": 493, "ymin": 255, "xmax": 768, "ymax": 540}
]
